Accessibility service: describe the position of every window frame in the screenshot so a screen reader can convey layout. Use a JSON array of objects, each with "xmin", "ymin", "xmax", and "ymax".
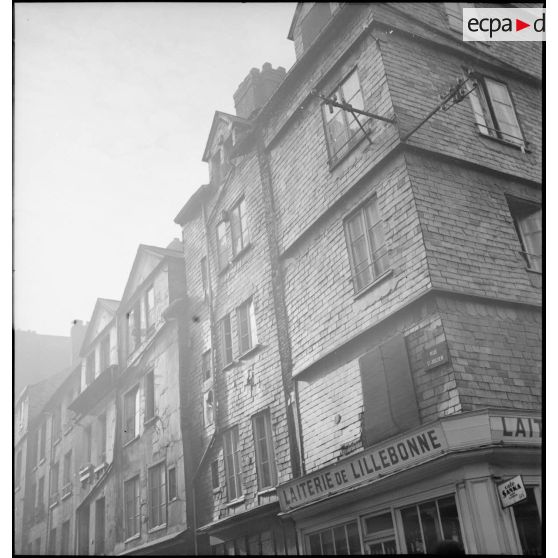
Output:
[
  {"xmin": 343, "ymin": 195, "xmax": 390, "ymax": 294},
  {"xmin": 97, "ymin": 413, "xmax": 107, "ymax": 464},
  {"xmin": 168, "ymin": 466, "xmax": 178, "ymax": 502},
  {"xmin": 230, "ymin": 197, "xmax": 250, "ymax": 258},
  {"xmin": 506, "ymin": 196, "xmax": 542, "ymax": 272},
  {"xmin": 123, "ymin": 385, "xmax": 140, "ymax": 445},
  {"xmin": 216, "ymin": 221, "xmax": 230, "ymax": 272},
  {"xmin": 321, "ymin": 67, "xmax": 367, "ymax": 165},
  {"xmin": 219, "ymin": 314, "xmax": 234, "ymax": 368},
  {"xmin": 211, "ymin": 460, "xmax": 220, "ymax": 490},
  {"xmin": 147, "ymin": 461, "xmax": 167, "ymax": 531},
  {"xmin": 202, "ymin": 349, "xmax": 212, "ymax": 381},
  {"xmin": 223, "ymin": 426, "xmax": 243, "ymax": 502},
  {"xmin": 203, "ymin": 388, "xmax": 215, "ymax": 428},
  {"xmin": 469, "ymin": 74, "xmax": 526, "ymax": 147},
  {"xmin": 124, "ymin": 474, "xmax": 141, "ymax": 540},
  {"xmin": 252, "ymin": 410, "xmax": 277, "ymax": 491},
  {"xmin": 85, "ymin": 351, "xmax": 96, "ymax": 386},
  {"xmin": 99, "ymin": 334, "xmax": 111, "ymax": 373},
  {"xmin": 236, "ymin": 298, "xmax": 257, "ymax": 356},
  {"xmin": 144, "ymin": 370, "xmax": 156, "ymax": 424}
]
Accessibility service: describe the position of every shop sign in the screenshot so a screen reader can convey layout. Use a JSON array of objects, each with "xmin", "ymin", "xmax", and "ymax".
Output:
[
  {"xmin": 277, "ymin": 425, "xmax": 448, "ymax": 512},
  {"xmin": 490, "ymin": 415, "xmax": 542, "ymax": 444},
  {"xmin": 497, "ymin": 475, "xmax": 527, "ymax": 508},
  {"xmin": 423, "ymin": 342, "xmax": 449, "ymax": 370}
]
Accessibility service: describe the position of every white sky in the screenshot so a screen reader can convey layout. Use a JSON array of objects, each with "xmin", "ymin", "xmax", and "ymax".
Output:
[{"xmin": 13, "ymin": 2, "xmax": 297, "ymax": 336}]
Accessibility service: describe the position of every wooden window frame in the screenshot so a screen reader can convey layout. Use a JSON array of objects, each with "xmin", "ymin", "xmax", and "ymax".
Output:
[
  {"xmin": 230, "ymin": 198, "xmax": 250, "ymax": 258},
  {"xmin": 124, "ymin": 474, "xmax": 141, "ymax": 540},
  {"xmin": 223, "ymin": 426, "xmax": 243, "ymax": 501},
  {"xmin": 252, "ymin": 410, "xmax": 277, "ymax": 490},
  {"xmin": 219, "ymin": 314, "xmax": 233, "ymax": 368},
  {"xmin": 147, "ymin": 461, "xmax": 167, "ymax": 530}
]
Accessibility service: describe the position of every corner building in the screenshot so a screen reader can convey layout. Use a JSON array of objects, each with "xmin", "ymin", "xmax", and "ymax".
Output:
[{"xmin": 178, "ymin": 3, "xmax": 541, "ymax": 555}]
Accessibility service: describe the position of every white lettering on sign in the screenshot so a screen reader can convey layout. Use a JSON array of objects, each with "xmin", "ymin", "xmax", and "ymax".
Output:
[
  {"xmin": 277, "ymin": 426, "xmax": 447, "ymax": 511},
  {"xmin": 497, "ymin": 475, "xmax": 527, "ymax": 508}
]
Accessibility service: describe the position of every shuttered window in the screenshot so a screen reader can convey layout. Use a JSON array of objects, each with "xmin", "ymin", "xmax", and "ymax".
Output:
[
  {"xmin": 219, "ymin": 314, "xmax": 233, "ymax": 367},
  {"xmin": 359, "ymin": 335, "xmax": 420, "ymax": 446},
  {"xmin": 252, "ymin": 411, "xmax": 277, "ymax": 490},
  {"xmin": 223, "ymin": 426, "xmax": 243, "ymax": 501}
]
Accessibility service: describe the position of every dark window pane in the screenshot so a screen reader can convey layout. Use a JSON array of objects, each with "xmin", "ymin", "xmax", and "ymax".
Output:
[
  {"xmin": 321, "ymin": 530, "xmax": 335, "ymax": 555},
  {"xmin": 333, "ymin": 526, "xmax": 348, "ymax": 555},
  {"xmin": 309, "ymin": 534, "xmax": 322, "ymax": 555},
  {"xmin": 513, "ymin": 488, "xmax": 542, "ymax": 555},
  {"xmin": 438, "ymin": 496, "xmax": 463, "ymax": 545},
  {"xmin": 401, "ymin": 505, "xmax": 425, "ymax": 554},
  {"xmin": 346, "ymin": 521, "xmax": 361, "ymax": 554},
  {"xmin": 365, "ymin": 512, "xmax": 394, "ymax": 535},
  {"xmin": 419, "ymin": 500, "xmax": 443, "ymax": 553}
]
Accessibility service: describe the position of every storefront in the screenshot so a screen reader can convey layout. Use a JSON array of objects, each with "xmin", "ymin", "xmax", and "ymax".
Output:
[{"xmin": 277, "ymin": 409, "xmax": 541, "ymax": 555}]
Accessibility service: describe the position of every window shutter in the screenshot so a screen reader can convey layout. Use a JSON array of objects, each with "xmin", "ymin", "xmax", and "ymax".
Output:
[{"xmin": 359, "ymin": 335, "xmax": 420, "ymax": 446}]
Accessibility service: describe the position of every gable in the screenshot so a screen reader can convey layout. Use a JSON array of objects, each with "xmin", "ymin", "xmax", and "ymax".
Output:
[{"xmin": 80, "ymin": 299, "xmax": 119, "ymax": 355}]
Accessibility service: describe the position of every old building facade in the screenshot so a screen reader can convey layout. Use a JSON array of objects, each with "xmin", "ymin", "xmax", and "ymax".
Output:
[
  {"xmin": 176, "ymin": 2, "xmax": 542, "ymax": 555},
  {"xmin": 15, "ymin": 3, "xmax": 542, "ymax": 556}
]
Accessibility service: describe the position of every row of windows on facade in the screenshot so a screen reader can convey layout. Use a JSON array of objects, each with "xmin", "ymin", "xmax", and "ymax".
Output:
[{"xmin": 303, "ymin": 487, "xmax": 541, "ymax": 556}]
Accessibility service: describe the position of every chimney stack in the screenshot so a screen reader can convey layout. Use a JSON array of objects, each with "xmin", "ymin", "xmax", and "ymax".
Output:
[
  {"xmin": 233, "ymin": 62, "xmax": 286, "ymax": 119},
  {"xmin": 70, "ymin": 320, "xmax": 87, "ymax": 364}
]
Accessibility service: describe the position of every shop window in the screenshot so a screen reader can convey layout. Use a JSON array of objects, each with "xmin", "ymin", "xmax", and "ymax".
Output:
[
  {"xmin": 223, "ymin": 426, "xmax": 243, "ymax": 501},
  {"xmin": 444, "ymin": 3, "xmax": 473, "ymax": 32},
  {"xmin": 230, "ymin": 198, "xmax": 250, "ymax": 257},
  {"xmin": 219, "ymin": 314, "xmax": 233, "ymax": 368},
  {"xmin": 307, "ymin": 520, "xmax": 361, "ymax": 555},
  {"xmin": 322, "ymin": 69, "xmax": 365, "ymax": 163},
  {"xmin": 345, "ymin": 196, "xmax": 389, "ymax": 293},
  {"xmin": 123, "ymin": 386, "xmax": 140, "ymax": 445},
  {"xmin": 507, "ymin": 197, "xmax": 542, "ymax": 272},
  {"xmin": 61, "ymin": 521, "xmax": 70, "ymax": 555},
  {"xmin": 202, "ymin": 350, "xmax": 212, "ymax": 381},
  {"xmin": 236, "ymin": 298, "xmax": 257, "ymax": 355},
  {"xmin": 301, "ymin": 3, "xmax": 332, "ymax": 51},
  {"xmin": 400, "ymin": 495, "xmax": 463, "ymax": 554},
  {"xmin": 359, "ymin": 334, "xmax": 419, "ymax": 446},
  {"xmin": 469, "ymin": 76, "xmax": 525, "ymax": 147},
  {"xmin": 124, "ymin": 475, "xmax": 140, "ymax": 539},
  {"xmin": 362, "ymin": 511, "xmax": 397, "ymax": 554},
  {"xmin": 145, "ymin": 370, "xmax": 155, "ymax": 422},
  {"xmin": 168, "ymin": 467, "xmax": 177, "ymax": 501},
  {"xmin": 512, "ymin": 487, "xmax": 542, "ymax": 555},
  {"xmin": 252, "ymin": 411, "xmax": 277, "ymax": 490},
  {"xmin": 148, "ymin": 462, "xmax": 167, "ymax": 529},
  {"xmin": 204, "ymin": 389, "xmax": 215, "ymax": 427}
]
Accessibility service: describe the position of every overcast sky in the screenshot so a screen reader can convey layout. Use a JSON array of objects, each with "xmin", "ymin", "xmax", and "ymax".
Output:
[{"xmin": 14, "ymin": 2, "xmax": 297, "ymax": 337}]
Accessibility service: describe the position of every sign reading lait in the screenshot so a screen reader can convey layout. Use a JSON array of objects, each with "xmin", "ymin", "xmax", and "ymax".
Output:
[{"xmin": 497, "ymin": 475, "xmax": 527, "ymax": 508}]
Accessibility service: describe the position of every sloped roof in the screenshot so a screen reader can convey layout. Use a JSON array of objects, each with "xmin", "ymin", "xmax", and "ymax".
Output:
[
  {"xmin": 79, "ymin": 298, "xmax": 120, "ymax": 356},
  {"xmin": 202, "ymin": 110, "xmax": 250, "ymax": 162},
  {"xmin": 287, "ymin": 3, "xmax": 303, "ymax": 40}
]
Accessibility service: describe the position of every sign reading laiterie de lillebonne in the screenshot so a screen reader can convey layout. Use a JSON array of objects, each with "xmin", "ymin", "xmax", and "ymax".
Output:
[
  {"xmin": 278, "ymin": 426, "xmax": 448, "ymax": 512},
  {"xmin": 277, "ymin": 411, "xmax": 541, "ymax": 513}
]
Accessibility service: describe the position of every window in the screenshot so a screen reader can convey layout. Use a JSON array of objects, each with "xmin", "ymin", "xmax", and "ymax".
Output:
[
  {"xmin": 230, "ymin": 198, "xmax": 250, "ymax": 257},
  {"xmin": 237, "ymin": 299, "xmax": 257, "ymax": 355},
  {"xmin": 50, "ymin": 461, "xmax": 59, "ymax": 501},
  {"xmin": 217, "ymin": 221, "xmax": 229, "ymax": 271},
  {"xmin": 444, "ymin": 3, "xmax": 473, "ymax": 32},
  {"xmin": 323, "ymin": 69, "xmax": 365, "ymax": 163},
  {"xmin": 127, "ymin": 306, "xmax": 139, "ymax": 354},
  {"xmin": 39, "ymin": 421, "xmax": 46, "ymax": 461},
  {"xmin": 507, "ymin": 197, "xmax": 542, "ymax": 272},
  {"xmin": 99, "ymin": 335, "xmax": 110, "ymax": 372},
  {"xmin": 86, "ymin": 351, "xmax": 96, "ymax": 385},
  {"xmin": 95, "ymin": 497, "xmax": 106, "ymax": 555},
  {"xmin": 211, "ymin": 460, "xmax": 220, "ymax": 490},
  {"xmin": 148, "ymin": 462, "xmax": 167, "ymax": 529},
  {"xmin": 219, "ymin": 314, "xmax": 233, "ymax": 368},
  {"xmin": 202, "ymin": 350, "xmax": 212, "ymax": 381},
  {"xmin": 15, "ymin": 450, "xmax": 22, "ymax": 489},
  {"xmin": 52, "ymin": 407, "xmax": 62, "ymax": 442},
  {"xmin": 301, "ymin": 2, "xmax": 332, "ymax": 51},
  {"xmin": 203, "ymin": 389, "xmax": 215, "ymax": 427},
  {"xmin": 168, "ymin": 467, "xmax": 177, "ymax": 501},
  {"xmin": 307, "ymin": 520, "xmax": 361, "ymax": 555},
  {"xmin": 48, "ymin": 528, "xmax": 57, "ymax": 554},
  {"xmin": 469, "ymin": 76, "xmax": 524, "ymax": 146},
  {"xmin": 400, "ymin": 495, "xmax": 463, "ymax": 554},
  {"xmin": 252, "ymin": 411, "xmax": 277, "ymax": 490},
  {"xmin": 63, "ymin": 450, "xmax": 72, "ymax": 486},
  {"xmin": 84, "ymin": 424, "xmax": 92, "ymax": 463},
  {"xmin": 124, "ymin": 475, "xmax": 140, "ymax": 539},
  {"xmin": 201, "ymin": 256, "xmax": 209, "ymax": 299},
  {"xmin": 145, "ymin": 286, "xmax": 155, "ymax": 333},
  {"xmin": 97, "ymin": 414, "xmax": 107, "ymax": 463},
  {"xmin": 512, "ymin": 487, "xmax": 541, "ymax": 555},
  {"xmin": 61, "ymin": 520, "xmax": 71, "ymax": 555},
  {"xmin": 123, "ymin": 386, "xmax": 140, "ymax": 444},
  {"xmin": 145, "ymin": 371, "xmax": 155, "ymax": 422},
  {"xmin": 223, "ymin": 427, "xmax": 243, "ymax": 501},
  {"xmin": 345, "ymin": 197, "xmax": 389, "ymax": 293},
  {"xmin": 362, "ymin": 512, "xmax": 397, "ymax": 554}
]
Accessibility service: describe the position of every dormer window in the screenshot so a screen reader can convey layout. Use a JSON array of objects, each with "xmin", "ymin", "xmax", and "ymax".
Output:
[{"xmin": 301, "ymin": 3, "xmax": 332, "ymax": 52}]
